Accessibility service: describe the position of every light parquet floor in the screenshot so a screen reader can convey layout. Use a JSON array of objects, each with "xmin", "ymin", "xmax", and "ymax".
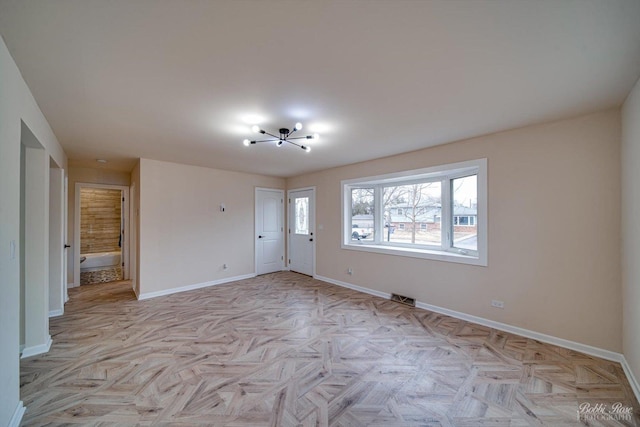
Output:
[{"xmin": 20, "ymin": 272, "xmax": 640, "ymax": 426}]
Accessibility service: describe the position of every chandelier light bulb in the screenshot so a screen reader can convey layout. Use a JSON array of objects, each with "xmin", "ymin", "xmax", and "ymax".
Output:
[{"xmin": 242, "ymin": 122, "xmax": 318, "ymax": 153}]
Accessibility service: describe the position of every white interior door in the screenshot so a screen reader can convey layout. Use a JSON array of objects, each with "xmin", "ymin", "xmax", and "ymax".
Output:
[
  {"xmin": 63, "ymin": 176, "xmax": 68, "ymax": 302},
  {"xmin": 288, "ymin": 188, "xmax": 315, "ymax": 276},
  {"xmin": 255, "ymin": 188, "xmax": 284, "ymax": 275}
]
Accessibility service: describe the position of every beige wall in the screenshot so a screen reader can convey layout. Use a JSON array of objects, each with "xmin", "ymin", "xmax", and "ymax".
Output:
[
  {"xmin": 0, "ymin": 35, "xmax": 67, "ymax": 426},
  {"xmin": 67, "ymin": 167, "xmax": 130, "ymax": 285},
  {"xmin": 622, "ymin": 78, "xmax": 640, "ymax": 388},
  {"xmin": 137, "ymin": 158, "xmax": 285, "ymax": 296},
  {"xmin": 287, "ymin": 110, "xmax": 622, "ymax": 352}
]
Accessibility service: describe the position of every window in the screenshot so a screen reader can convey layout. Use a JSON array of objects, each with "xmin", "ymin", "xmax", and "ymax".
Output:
[
  {"xmin": 342, "ymin": 159, "xmax": 487, "ymax": 266},
  {"xmin": 295, "ymin": 197, "xmax": 309, "ymax": 235},
  {"xmin": 350, "ymin": 188, "xmax": 374, "ymax": 241},
  {"xmin": 383, "ymin": 181, "xmax": 441, "ymax": 245}
]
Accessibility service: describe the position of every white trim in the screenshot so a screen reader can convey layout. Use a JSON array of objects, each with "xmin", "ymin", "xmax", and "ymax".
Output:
[
  {"xmin": 49, "ymin": 308, "xmax": 63, "ymax": 318},
  {"xmin": 315, "ymin": 275, "xmax": 391, "ymax": 300},
  {"xmin": 67, "ymin": 282, "xmax": 78, "ymax": 289},
  {"xmin": 620, "ymin": 356, "xmax": 640, "ymax": 404},
  {"xmin": 63, "ymin": 175, "xmax": 69, "ymax": 309},
  {"xmin": 313, "ymin": 275, "xmax": 624, "ymax": 363},
  {"xmin": 21, "ymin": 335, "xmax": 52, "ymax": 359},
  {"xmin": 341, "ymin": 243, "xmax": 485, "ymax": 266},
  {"xmin": 413, "ymin": 301, "xmax": 622, "ymax": 363},
  {"xmin": 137, "ymin": 273, "xmax": 256, "ymax": 300},
  {"xmin": 9, "ymin": 401, "xmax": 26, "ymax": 427}
]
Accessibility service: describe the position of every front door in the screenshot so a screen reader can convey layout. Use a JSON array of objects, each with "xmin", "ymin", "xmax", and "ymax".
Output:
[
  {"xmin": 288, "ymin": 188, "xmax": 315, "ymax": 276},
  {"xmin": 255, "ymin": 188, "xmax": 284, "ymax": 275}
]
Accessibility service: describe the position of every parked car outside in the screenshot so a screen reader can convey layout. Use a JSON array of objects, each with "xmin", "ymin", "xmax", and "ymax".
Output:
[{"xmin": 352, "ymin": 224, "xmax": 370, "ymax": 240}]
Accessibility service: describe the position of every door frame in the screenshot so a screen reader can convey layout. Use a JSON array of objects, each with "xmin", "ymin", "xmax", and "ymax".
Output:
[
  {"xmin": 254, "ymin": 187, "xmax": 285, "ymax": 275},
  {"xmin": 64, "ymin": 176, "xmax": 69, "ymax": 302},
  {"xmin": 287, "ymin": 186, "xmax": 316, "ymax": 277},
  {"xmin": 48, "ymin": 164, "xmax": 65, "ymax": 317},
  {"xmin": 129, "ymin": 182, "xmax": 137, "ymax": 294},
  {"xmin": 74, "ymin": 183, "xmax": 130, "ymax": 287}
]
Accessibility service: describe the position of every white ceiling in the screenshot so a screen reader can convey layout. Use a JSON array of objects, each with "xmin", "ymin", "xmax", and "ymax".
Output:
[{"xmin": 1, "ymin": 0, "xmax": 640, "ymax": 177}]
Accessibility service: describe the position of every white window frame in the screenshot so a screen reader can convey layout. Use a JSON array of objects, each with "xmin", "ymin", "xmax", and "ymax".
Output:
[{"xmin": 341, "ymin": 158, "xmax": 487, "ymax": 266}]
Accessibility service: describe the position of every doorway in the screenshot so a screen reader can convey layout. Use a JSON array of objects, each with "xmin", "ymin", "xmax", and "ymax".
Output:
[
  {"xmin": 19, "ymin": 121, "xmax": 52, "ymax": 357},
  {"xmin": 48, "ymin": 158, "xmax": 66, "ymax": 317},
  {"xmin": 288, "ymin": 187, "xmax": 315, "ymax": 276},
  {"xmin": 255, "ymin": 188, "xmax": 285, "ymax": 275},
  {"xmin": 74, "ymin": 183, "xmax": 129, "ymax": 286}
]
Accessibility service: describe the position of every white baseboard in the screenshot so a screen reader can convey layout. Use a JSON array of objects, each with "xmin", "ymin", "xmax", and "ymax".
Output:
[
  {"xmin": 413, "ymin": 300, "xmax": 622, "ymax": 363},
  {"xmin": 313, "ymin": 275, "xmax": 637, "ymax": 388},
  {"xmin": 137, "ymin": 273, "xmax": 257, "ymax": 300},
  {"xmin": 9, "ymin": 401, "xmax": 25, "ymax": 427},
  {"xmin": 21, "ymin": 335, "xmax": 52, "ymax": 359},
  {"xmin": 620, "ymin": 356, "xmax": 640, "ymax": 404},
  {"xmin": 67, "ymin": 282, "xmax": 78, "ymax": 289},
  {"xmin": 49, "ymin": 308, "xmax": 64, "ymax": 318},
  {"xmin": 315, "ymin": 275, "xmax": 391, "ymax": 300}
]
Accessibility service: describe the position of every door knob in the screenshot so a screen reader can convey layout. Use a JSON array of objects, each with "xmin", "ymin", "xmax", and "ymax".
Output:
[
  {"xmin": 258, "ymin": 235, "xmax": 264, "ymax": 239},
  {"xmin": 309, "ymin": 238, "xmax": 313, "ymax": 242},
  {"xmin": 64, "ymin": 244, "xmax": 71, "ymax": 249}
]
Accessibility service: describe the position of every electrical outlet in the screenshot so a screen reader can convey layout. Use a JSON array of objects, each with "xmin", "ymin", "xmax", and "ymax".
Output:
[
  {"xmin": 491, "ymin": 299, "xmax": 504, "ymax": 309},
  {"xmin": 347, "ymin": 267, "xmax": 353, "ymax": 275},
  {"xmin": 223, "ymin": 263, "xmax": 228, "ymax": 270}
]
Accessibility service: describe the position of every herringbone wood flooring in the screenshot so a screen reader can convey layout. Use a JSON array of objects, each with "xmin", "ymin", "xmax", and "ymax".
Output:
[{"xmin": 20, "ymin": 272, "xmax": 639, "ymax": 426}]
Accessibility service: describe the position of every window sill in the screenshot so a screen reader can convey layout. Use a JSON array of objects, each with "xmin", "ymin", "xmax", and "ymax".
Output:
[{"xmin": 342, "ymin": 242, "xmax": 487, "ymax": 266}]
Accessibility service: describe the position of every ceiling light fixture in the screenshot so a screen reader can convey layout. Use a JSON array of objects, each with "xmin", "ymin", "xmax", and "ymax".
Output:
[{"xmin": 243, "ymin": 122, "xmax": 318, "ymax": 152}]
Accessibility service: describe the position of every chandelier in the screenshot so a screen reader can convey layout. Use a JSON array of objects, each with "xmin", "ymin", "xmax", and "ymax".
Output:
[{"xmin": 243, "ymin": 122, "xmax": 319, "ymax": 152}]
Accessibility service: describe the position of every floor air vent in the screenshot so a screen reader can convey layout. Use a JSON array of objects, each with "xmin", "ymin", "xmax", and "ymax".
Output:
[{"xmin": 390, "ymin": 293, "xmax": 416, "ymax": 307}]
